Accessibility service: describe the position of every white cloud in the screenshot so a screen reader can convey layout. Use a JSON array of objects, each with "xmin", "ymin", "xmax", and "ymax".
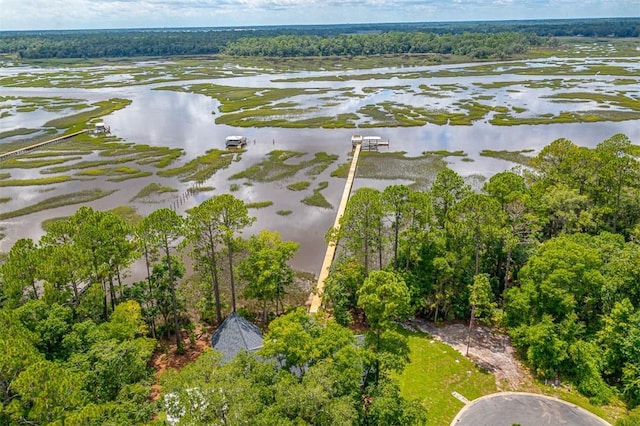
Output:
[{"xmin": 0, "ymin": 0, "xmax": 637, "ymax": 30}]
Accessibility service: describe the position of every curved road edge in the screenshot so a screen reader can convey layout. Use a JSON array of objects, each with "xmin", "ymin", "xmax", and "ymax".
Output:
[{"xmin": 450, "ymin": 391, "xmax": 612, "ymax": 426}]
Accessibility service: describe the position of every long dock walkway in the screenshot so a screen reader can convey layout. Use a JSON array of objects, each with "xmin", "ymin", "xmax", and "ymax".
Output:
[
  {"xmin": 0, "ymin": 130, "xmax": 87, "ymax": 161},
  {"xmin": 309, "ymin": 143, "xmax": 362, "ymax": 313}
]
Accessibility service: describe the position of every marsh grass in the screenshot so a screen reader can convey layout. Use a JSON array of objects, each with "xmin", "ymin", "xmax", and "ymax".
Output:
[
  {"xmin": 159, "ymin": 83, "xmax": 359, "ymax": 128},
  {"xmin": 301, "ymin": 181, "xmax": 332, "ymax": 209},
  {"xmin": 0, "ymin": 157, "xmax": 83, "ymax": 169},
  {"xmin": 357, "ymin": 100, "xmax": 496, "ymax": 127},
  {"xmin": 44, "ymin": 156, "xmax": 139, "ymax": 173},
  {"xmin": 75, "ymin": 166, "xmax": 151, "ymax": 182},
  {"xmin": 545, "ymin": 91, "xmax": 640, "ymax": 110},
  {"xmin": 305, "ymin": 152, "xmax": 340, "ymax": 175},
  {"xmin": 44, "ymin": 98, "xmax": 132, "ymax": 130},
  {"xmin": 231, "ymin": 150, "xmax": 337, "ymax": 183},
  {"xmin": 160, "ymin": 83, "xmax": 312, "ymax": 113},
  {"xmin": 276, "ymin": 210, "xmax": 293, "ymax": 216},
  {"xmin": 107, "ymin": 205, "xmax": 143, "ymax": 225},
  {"xmin": 0, "ymin": 128, "xmax": 38, "ymax": 140},
  {"xmin": 423, "ymin": 150, "xmax": 468, "ymax": 157},
  {"xmin": 0, "ymin": 188, "xmax": 117, "ymax": 220},
  {"xmin": 14, "ymin": 52, "xmax": 626, "ymax": 130},
  {"xmin": 480, "ymin": 149, "xmax": 535, "ymax": 165},
  {"xmin": 130, "ymin": 183, "xmax": 178, "ymax": 202},
  {"xmin": 21, "ymin": 150, "xmax": 89, "ymax": 159},
  {"xmin": 190, "ymin": 186, "xmax": 214, "ymax": 193},
  {"xmin": 246, "ymin": 200, "xmax": 274, "ymax": 209},
  {"xmin": 230, "ymin": 150, "xmax": 302, "ymax": 181},
  {"xmin": 330, "ymin": 161, "xmax": 352, "ymax": 178},
  {"xmin": 107, "ymin": 171, "xmax": 153, "ymax": 182},
  {"xmin": 356, "ymin": 151, "xmax": 448, "ymax": 190},
  {"xmin": 100, "ymin": 144, "xmax": 183, "ymax": 168},
  {"xmin": 0, "ymin": 197, "xmax": 10, "ymax": 203},
  {"xmin": 157, "ymin": 149, "xmax": 237, "ymax": 182},
  {"xmin": 491, "ymin": 110, "xmax": 640, "ymax": 125},
  {"xmin": 215, "ymin": 106, "xmax": 357, "ymax": 129},
  {"xmin": 287, "ymin": 181, "xmax": 311, "ymax": 191},
  {"xmin": 0, "ymin": 176, "xmax": 71, "ymax": 187}
]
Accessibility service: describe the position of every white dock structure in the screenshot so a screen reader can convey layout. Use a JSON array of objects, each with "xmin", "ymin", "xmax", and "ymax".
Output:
[
  {"xmin": 361, "ymin": 136, "xmax": 389, "ymax": 150},
  {"xmin": 352, "ymin": 134, "xmax": 389, "ymax": 151},
  {"xmin": 225, "ymin": 135, "xmax": 247, "ymax": 148}
]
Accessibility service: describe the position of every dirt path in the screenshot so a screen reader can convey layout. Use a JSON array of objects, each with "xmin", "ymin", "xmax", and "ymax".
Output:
[{"xmin": 406, "ymin": 318, "xmax": 534, "ymax": 391}]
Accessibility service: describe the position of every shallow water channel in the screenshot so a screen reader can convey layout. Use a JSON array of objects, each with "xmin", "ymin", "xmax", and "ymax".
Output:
[{"xmin": 1, "ymin": 57, "xmax": 640, "ymax": 275}]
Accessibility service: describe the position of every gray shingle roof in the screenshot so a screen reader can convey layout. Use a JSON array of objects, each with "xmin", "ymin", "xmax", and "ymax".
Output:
[{"xmin": 210, "ymin": 312, "xmax": 263, "ymax": 363}]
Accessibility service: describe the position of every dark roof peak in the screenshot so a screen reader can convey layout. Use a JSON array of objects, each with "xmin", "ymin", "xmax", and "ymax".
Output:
[{"xmin": 211, "ymin": 313, "xmax": 263, "ymax": 363}]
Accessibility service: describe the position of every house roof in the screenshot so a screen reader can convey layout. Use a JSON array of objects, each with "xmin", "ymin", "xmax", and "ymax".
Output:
[{"xmin": 210, "ymin": 312, "xmax": 263, "ymax": 363}]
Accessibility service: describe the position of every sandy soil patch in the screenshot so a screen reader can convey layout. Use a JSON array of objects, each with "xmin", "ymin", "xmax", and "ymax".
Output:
[{"xmin": 406, "ymin": 318, "xmax": 534, "ymax": 391}]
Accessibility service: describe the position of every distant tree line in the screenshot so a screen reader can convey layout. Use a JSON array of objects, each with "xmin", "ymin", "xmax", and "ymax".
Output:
[
  {"xmin": 0, "ymin": 17, "xmax": 637, "ymax": 59},
  {"xmin": 224, "ymin": 32, "xmax": 538, "ymax": 59}
]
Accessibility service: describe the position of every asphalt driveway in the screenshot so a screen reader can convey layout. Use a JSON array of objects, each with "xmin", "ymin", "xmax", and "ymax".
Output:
[{"xmin": 451, "ymin": 392, "xmax": 611, "ymax": 426}]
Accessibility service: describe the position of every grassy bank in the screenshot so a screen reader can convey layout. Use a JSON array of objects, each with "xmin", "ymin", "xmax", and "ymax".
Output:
[
  {"xmin": 397, "ymin": 330, "xmax": 497, "ymax": 425},
  {"xmin": 0, "ymin": 189, "xmax": 116, "ymax": 220}
]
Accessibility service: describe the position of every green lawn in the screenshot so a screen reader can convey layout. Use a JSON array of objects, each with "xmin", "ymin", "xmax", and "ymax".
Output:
[
  {"xmin": 397, "ymin": 329, "xmax": 624, "ymax": 425},
  {"xmin": 397, "ymin": 331, "xmax": 497, "ymax": 426}
]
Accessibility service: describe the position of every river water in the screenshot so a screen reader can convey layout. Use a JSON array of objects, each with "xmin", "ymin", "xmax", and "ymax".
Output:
[{"xmin": 1, "ymin": 57, "xmax": 639, "ymax": 274}]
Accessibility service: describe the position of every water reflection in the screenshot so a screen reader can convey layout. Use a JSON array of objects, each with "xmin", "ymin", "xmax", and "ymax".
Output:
[{"xmin": 1, "ymin": 59, "xmax": 640, "ymax": 274}]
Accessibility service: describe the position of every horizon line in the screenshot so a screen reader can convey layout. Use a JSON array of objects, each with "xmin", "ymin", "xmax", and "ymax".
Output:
[{"xmin": 2, "ymin": 16, "xmax": 638, "ymax": 34}]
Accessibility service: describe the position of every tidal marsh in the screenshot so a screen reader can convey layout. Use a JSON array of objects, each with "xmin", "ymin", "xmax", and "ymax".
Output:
[
  {"xmin": 157, "ymin": 149, "xmax": 237, "ymax": 182},
  {"xmin": 355, "ymin": 151, "xmax": 448, "ymax": 190},
  {"xmin": 246, "ymin": 200, "xmax": 274, "ymax": 209},
  {"xmin": 479, "ymin": 149, "xmax": 535, "ymax": 165},
  {"xmin": 301, "ymin": 181, "xmax": 332, "ymax": 209},
  {"xmin": 130, "ymin": 183, "xmax": 178, "ymax": 202},
  {"xmin": 230, "ymin": 151, "xmax": 337, "ymax": 183},
  {"xmin": 0, "ymin": 188, "xmax": 117, "ymax": 220},
  {"xmin": 287, "ymin": 181, "xmax": 311, "ymax": 191}
]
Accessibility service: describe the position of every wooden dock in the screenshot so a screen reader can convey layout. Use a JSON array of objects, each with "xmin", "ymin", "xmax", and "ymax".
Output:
[
  {"xmin": 0, "ymin": 130, "xmax": 88, "ymax": 161},
  {"xmin": 309, "ymin": 143, "xmax": 362, "ymax": 313}
]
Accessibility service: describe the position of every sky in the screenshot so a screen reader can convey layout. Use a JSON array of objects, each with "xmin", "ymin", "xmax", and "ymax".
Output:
[{"xmin": 0, "ymin": 0, "xmax": 638, "ymax": 31}]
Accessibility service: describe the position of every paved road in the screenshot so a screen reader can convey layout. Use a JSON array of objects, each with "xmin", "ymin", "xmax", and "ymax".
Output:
[{"xmin": 451, "ymin": 392, "xmax": 611, "ymax": 426}]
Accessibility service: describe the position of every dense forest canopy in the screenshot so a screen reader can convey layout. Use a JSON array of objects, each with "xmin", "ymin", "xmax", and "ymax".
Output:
[
  {"xmin": 323, "ymin": 133, "xmax": 640, "ymax": 409},
  {"xmin": 0, "ymin": 17, "xmax": 637, "ymax": 59}
]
